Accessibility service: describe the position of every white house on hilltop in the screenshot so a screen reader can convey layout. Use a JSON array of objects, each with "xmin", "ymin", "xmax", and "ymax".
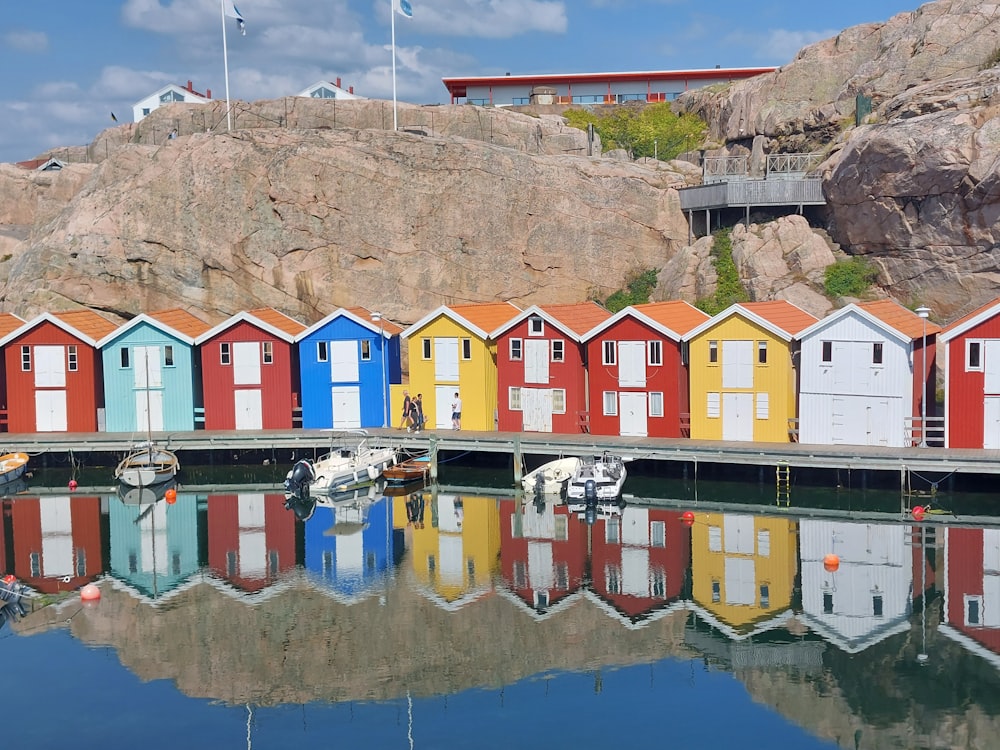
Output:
[
  {"xmin": 297, "ymin": 79, "xmax": 364, "ymax": 100},
  {"xmin": 132, "ymin": 81, "xmax": 213, "ymax": 123}
]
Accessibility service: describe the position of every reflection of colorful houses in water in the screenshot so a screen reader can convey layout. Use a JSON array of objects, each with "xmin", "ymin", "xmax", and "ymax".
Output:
[
  {"xmin": 304, "ymin": 492, "xmax": 398, "ymax": 603},
  {"xmin": 689, "ymin": 512, "xmax": 797, "ymax": 638},
  {"xmin": 409, "ymin": 493, "xmax": 501, "ymax": 608},
  {"xmin": 589, "ymin": 507, "xmax": 691, "ymax": 626},
  {"xmin": 799, "ymin": 519, "xmax": 914, "ymax": 652},
  {"xmin": 5, "ymin": 495, "xmax": 103, "ymax": 593},
  {"xmin": 207, "ymin": 493, "xmax": 297, "ymax": 592},
  {"xmin": 497, "ymin": 496, "xmax": 587, "ymax": 617},
  {"xmin": 108, "ymin": 493, "xmax": 200, "ymax": 600},
  {"xmin": 939, "ymin": 526, "xmax": 1000, "ymax": 665}
]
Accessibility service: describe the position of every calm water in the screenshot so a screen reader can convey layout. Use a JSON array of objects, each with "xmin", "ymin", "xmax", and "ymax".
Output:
[{"xmin": 2, "ymin": 475, "xmax": 998, "ymax": 750}]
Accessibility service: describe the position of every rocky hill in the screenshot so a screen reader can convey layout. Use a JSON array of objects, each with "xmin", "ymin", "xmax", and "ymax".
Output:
[{"xmin": 2, "ymin": 0, "xmax": 999, "ymax": 327}]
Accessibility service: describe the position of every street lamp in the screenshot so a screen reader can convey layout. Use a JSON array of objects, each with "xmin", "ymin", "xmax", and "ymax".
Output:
[
  {"xmin": 916, "ymin": 306, "xmax": 931, "ymax": 448},
  {"xmin": 371, "ymin": 311, "xmax": 388, "ymax": 428}
]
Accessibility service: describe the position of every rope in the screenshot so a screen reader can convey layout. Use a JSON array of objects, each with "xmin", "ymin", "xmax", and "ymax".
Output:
[{"xmin": 909, "ymin": 469, "xmax": 958, "ymax": 490}]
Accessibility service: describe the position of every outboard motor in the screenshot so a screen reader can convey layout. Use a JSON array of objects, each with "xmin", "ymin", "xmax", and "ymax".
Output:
[
  {"xmin": 0, "ymin": 575, "xmax": 27, "ymax": 633},
  {"xmin": 283, "ymin": 493, "xmax": 317, "ymax": 522},
  {"xmin": 584, "ymin": 479, "xmax": 598, "ymax": 526},
  {"xmin": 284, "ymin": 459, "xmax": 316, "ymax": 498}
]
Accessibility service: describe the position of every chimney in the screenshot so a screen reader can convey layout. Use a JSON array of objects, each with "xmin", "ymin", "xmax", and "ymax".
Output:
[
  {"xmin": 187, "ymin": 80, "xmax": 193, "ymax": 91},
  {"xmin": 206, "ymin": 89, "xmax": 212, "ymax": 99},
  {"xmin": 336, "ymin": 77, "xmax": 342, "ymax": 88},
  {"xmin": 349, "ymin": 86, "xmax": 354, "ymax": 94}
]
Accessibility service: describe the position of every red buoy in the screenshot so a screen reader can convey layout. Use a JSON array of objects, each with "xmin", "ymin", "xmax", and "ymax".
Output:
[
  {"xmin": 2, "ymin": 574, "xmax": 15, "ymax": 585},
  {"xmin": 68, "ymin": 479, "xmax": 78, "ymax": 491},
  {"xmin": 165, "ymin": 488, "xmax": 177, "ymax": 504},
  {"xmin": 823, "ymin": 553, "xmax": 840, "ymax": 572},
  {"xmin": 681, "ymin": 510, "xmax": 695, "ymax": 527},
  {"xmin": 912, "ymin": 506, "xmax": 925, "ymax": 521},
  {"xmin": 80, "ymin": 583, "xmax": 101, "ymax": 602}
]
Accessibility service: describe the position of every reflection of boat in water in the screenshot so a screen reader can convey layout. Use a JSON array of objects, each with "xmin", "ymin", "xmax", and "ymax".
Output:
[
  {"xmin": 0, "ymin": 452, "xmax": 29, "ymax": 485},
  {"xmin": 0, "ymin": 477, "xmax": 29, "ymax": 498},
  {"xmin": 285, "ymin": 479, "xmax": 383, "ymax": 522},
  {"xmin": 116, "ymin": 477, "xmax": 178, "ymax": 505},
  {"xmin": 0, "ymin": 575, "xmax": 27, "ymax": 632},
  {"xmin": 565, "ymin": 453, "xmax": 627, "ymax": 501},
  {"xmin": 284, "ymin": 431, "xmax": 398, "ymax": 497},
  {"xmin": 383, "ymin": 454, "xmax": 430, "ymax": 484},
  {"xmin": 521, "ymin": 456, "xmax": 581, "ymax": 495}
]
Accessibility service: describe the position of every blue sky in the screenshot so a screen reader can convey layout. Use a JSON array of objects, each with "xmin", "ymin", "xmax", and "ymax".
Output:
[{"xmin": 0, "ymin": 0, "xmax": 921, "ymax": 163}]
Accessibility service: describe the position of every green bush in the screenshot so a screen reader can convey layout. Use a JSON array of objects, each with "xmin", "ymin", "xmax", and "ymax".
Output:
[
  {"xmin": 695, "ymin": 229, "xmax": 749, "ymax": 315},
  {"xmin": 824, "ymin": 257, "xmax": 878, "ymax": 298},
  {"xmin": 603, "ymin": 269, "xmax": 660, "ymax": 313},
  {"xmin": 564, "ymin": 103, "xmax": 706, "ymax": 160},
  {"xmin": 982, "ymin": 47, "xmax": 1000, "ymax": 71}
]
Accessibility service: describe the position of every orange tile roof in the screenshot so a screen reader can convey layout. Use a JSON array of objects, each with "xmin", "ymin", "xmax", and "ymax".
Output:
[
  {"xmin": 940, "ymin": 297, "xmax": 1000, "ymax": 336},
  {"xmin": 633, "ymin": 301, "xmax": 710, "ymax": 335},
  {"xmin": 53, "ymin": 310, "xmax": 118, "ymax": 341},
  {"xmin": 539, "ymin": 302, "xmax": 612, "ymax": 336},
  {"xmin": 248, "ymin": 308, "xmax": 306, "ymax": 336},
  {"xmin": 741, "ymin": 301, "xmax": 818, "ymax": 335},
  {"xmin": 0, "ymin": 313, "xmax": 24, "ymax": 338},
  {"xmin": 450, "ymin": 302, "xmax": 521, "ymax": 334},
  {"xmin": 347, "ymin": 306, "xmax": 404, "ymax": 336},
  {"xmin": 857, "ymin": 300, "xmax": 941, "ymax": 340},
  {"xmin": 148, "ymin": 308, "xmax": 211, "ymax": 338}
]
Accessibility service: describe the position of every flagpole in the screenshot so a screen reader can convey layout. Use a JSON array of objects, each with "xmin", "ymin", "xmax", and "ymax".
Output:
[
  {"xmin": 221, "ymin": 0, "xmax": 232, "ymax": 131},
  {"xmin": 391, "ymin": 0, "xmax": 398, "ymax": 131}
]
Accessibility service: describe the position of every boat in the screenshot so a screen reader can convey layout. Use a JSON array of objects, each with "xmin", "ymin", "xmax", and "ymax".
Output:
[
  {"xmin": 383, "ymin": 454, "xmax": 431, "ymax": 484},
  {"xmin": 115, "ymin": 443, "xmax": 180, "ymax": 488},
  {"xmin": 0, "ymin": 575, "xmax": 27, "ymax": 632},
  {"xmin": 521, "ymin": 456, "xmax": 581, "ymax": 495},
  {"xmin": 565, "ymin": 453, "xmax": 628, "ymax": 501},
  {"xmin": 0, "ymin": 452, "xmax": 29, "ymax": 485},
  {"xmin": 284, "ymin": 430, "xmax": 398, "ymax": 497}
]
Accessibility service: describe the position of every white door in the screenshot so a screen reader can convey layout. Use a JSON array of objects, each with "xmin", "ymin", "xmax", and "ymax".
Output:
[
  {"xmin": 722, "ymin": 341, "xmax": 753, "ymax": 389},
  {"xmin": 35, "ymin": 390, "xmax": 67, "ymax": 432},
  {"xmin": 435, "ymin": 385, "xmax": 454, "ymax": 429},
  {"xmin": 619, "ymin": 391, "xmax": 648, "ymax": 437},
  {"xmin": 330, "ymin": 340, "xmax": 359, "ymax": 382},
  {"xmin": 521, "ymin": 388, "xmax": 553, "ymax": 432},
  {"xmin": 133, "ymin": 346, "xmax": 163, "ymax": 388},
  {"xmin": 831, "ymin": 397, "xmax": 848, "ymax": 444},
  {"xmin": 618, "ymin": 341, "xmax": 646, "ymax": 387},
  {"xmin": 34, "ymin": 345, "xmax": 65, "ymax": 387},
  {"xmin": 40, "ymin": 496, "xmax": 74, "ymax": 577},
  {"xmin": 866, "ymin": 399, "xmax": 890, "ymax": 446},
  {"xmin": 722, "ymin": 392, "xmax": 753, "ymax": 441},
  {"xmin": 434, "ymin": 338, "xmax": 459, "ymax": 381},
  {"xmin": 135, "ymin": 390, "xmax": 165, "ymax": 432},
  {"xmin": 234, "ymin": 389, "xmax": 263, "ymax": 430},
  {"xmin": 233, "ymin": 341, "xmax": 261, "ymax": 385},
  {"xmin": 985, "ymin": 397, "xmax": 1000, "ymax": 449},
  {"xmin": 331, "ymin": 386, "xmax": 362, "ymax": 429},
  {"xmin": 524, "ymin": 340, "xmax": 549, "ymax": 385},
  {"xmin": 985, "ymin": 341, "xmax": 1000, "ymax": 394},
  {"xmin": 238, "ymin": 493, "xmax": 267, "ymax": 578}
]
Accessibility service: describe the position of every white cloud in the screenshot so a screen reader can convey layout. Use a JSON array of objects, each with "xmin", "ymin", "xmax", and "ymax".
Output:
[
  {"xmin": 2, "ymin": 31, "xmax": 49, "ymax": 53},
  {"xmin": 724, "ymin": 27, "xmax": 837, "ymax": 65},
  {"xmin": 399, "ymin": 0, "xmax": 567, "ymax": 38}
]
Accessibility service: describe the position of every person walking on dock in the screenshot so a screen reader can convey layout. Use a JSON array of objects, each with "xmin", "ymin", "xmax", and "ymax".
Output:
[
  {"xmin": 451, "ymin": 392, "xmax": 462, "ymax": 430},
  {"xmin": 400, "ymin": 390, "xmax": 412, "ymax": 430}
]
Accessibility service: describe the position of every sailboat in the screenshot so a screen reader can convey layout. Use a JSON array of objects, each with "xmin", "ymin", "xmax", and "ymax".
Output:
[{"xmin": 114, "ymin": 345, "xmax": 179, "ymax": 488}]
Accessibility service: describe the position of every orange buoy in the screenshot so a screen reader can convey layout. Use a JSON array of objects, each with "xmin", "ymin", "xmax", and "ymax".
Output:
[
  {"xmin": 165, "ymin": 488, "xmax": 177, "ymax": 504},
  {"xmin": 823, "ymin": 553, "xmax": 840, "ymax": 572},
  {"xmin": 2, "ymin": 574, "xmax": 15, "ymax": 585},
  {"xmin": 80, "ymin": 583, "xmax": 101, "ymax": 602},
  {"xmin": 68, "ymin": 479, "xmax": 78, "ymax": 491},
  {"xmin": 912, "ymin": 506, "xmax": 925, "ymax": 521},
  {"xmin": 681, "ymin": 510, "xmax": 695, "ymax": 527}
]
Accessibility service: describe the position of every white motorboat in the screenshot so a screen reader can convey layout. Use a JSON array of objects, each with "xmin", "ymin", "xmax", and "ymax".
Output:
[
  {"xmin": 521, "ymin": 456, "xmax": 582, "ymax": 495},
  {"xmin": 565, "ymin": 453, "xmax": 628, "ymax": 501},
  {"xmin": 285, "ymin": 431, "xmax": 398, "ymax": 497}
]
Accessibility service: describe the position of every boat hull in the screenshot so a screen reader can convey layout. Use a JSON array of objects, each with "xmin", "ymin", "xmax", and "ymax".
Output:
[
  {"xmin": 306, "ymin": 447, "xmax": 399, "ymax": 495},
  {"xmin": 521, "ymin": 457, "xmax": 581, "ymax": 495},
  {"xmin": 115, "ymin": 448, "xmax": 180, "ymax": 488},
  {"xmin": 0, "ymin": 453, "xmax": 29, "ymax": 485},
  {"xmin": 565, "ymin": 455, "xmax": 627, "ymax": 500}
]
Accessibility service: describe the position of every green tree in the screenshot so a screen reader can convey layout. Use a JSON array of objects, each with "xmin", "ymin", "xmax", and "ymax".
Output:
[
  {"xmin": 603, "ymin": 269, "xmax": 660, "ymax": 313},
  {"xmin": 824, "ymin": 257, "xmax": 878, "ymax": 298}
]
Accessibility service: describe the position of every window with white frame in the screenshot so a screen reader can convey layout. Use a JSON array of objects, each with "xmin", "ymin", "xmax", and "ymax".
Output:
[
  {"xmin": 756, "ymin": 392, "xmax": 769, "ymax": 420},
  {"xmin": 552, "ymin": 389, "xmax": 566, "ymax": 414},
  {"xmin": 220, "ymin": 342, "xmax": 231, "ymax": 365},
  {"xmin": 603, "ymin": 391, "xmax": 618, "ymax": 416},
  {"xmin": 20, "ymin": 346, "xmax": 30, "ymax": 372},
  {"xmin": 551, "ymin": 339, "xmax": 565, "ymax": 362},
  {"xmin": 262, "ymin": 341, "xmax": 274, "ymax": 364},
  {"xmin": 651, "ymin": 521, "xmax": 666, "ymax": 547},
  {"xmin": 648, "ymin": 340, "xmax": 663, "ymax": 366},
  {"xmin": 602, "ymin": 340, "xmax": 616, "ymax": 365},
  {"xmin": 967, "ymin": 340, "xmax": 983, "ymax": 371},
  {"xmin": 757, "ymin": 341, "xmax": 767, "ymax": 364},
  {"xmin": 510, "ymin": 338, "xmax": 523, "ymax": 361},
  {"xmin": 67, "ymin": 345, "xmax": 78, "ymax": 372},
  {"xmin": 360, "ymin": 340, "xmax": 371, "ymax": 361},
  {"xmin": 872, "ymin": 342, "xmax": 884, "ymax": 365},
  {"xmin": 119, "ymin": 347, "xmax": 129, "ymax": 369},
  {"xmin": 708, "ymin": 340, "xmax": 719, "ymax": 364},
  {"xmin": 528, "ymin": 316, "xmax": 544, "ymax": 336},
  {"xmin": 317, "ymin": 341, "xmax": 328, "ymax": 362},
  {"xmin": 421, "ymin": 338, "xmax": 431, "ymax": 359},
  {"xmin": 649, "ymin": 392, "xmax": 664, "ymax": 417},
  {"xmin": 707, "ymin": 392, "xmax": 720, "ymax": 418},
  {"xmin": 509, "ymin": 386, "xmax": 522, "ymax": 411},
  {"xmin": 708, "ymin": 525, "xmax": 722, "ymax": 552},
  {"xmin": 966, "ymin": 595, "xmax": 983, "ymax": 626},
  {"xmin": 164, "ymin": 345, "xmax": 174, "ymax": 367},
  {"xmin": 822, "ymin": 341, "xmax": 833, "ymax": 363},
  {"xmin": 461, "ymin": 338, "xmax": 472, "ymax": 360}
]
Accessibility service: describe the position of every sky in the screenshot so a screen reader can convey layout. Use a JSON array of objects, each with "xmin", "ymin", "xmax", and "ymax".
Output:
[{"xmin": 0, "ymin": 0, "xmax": 924, "ymax": 164}]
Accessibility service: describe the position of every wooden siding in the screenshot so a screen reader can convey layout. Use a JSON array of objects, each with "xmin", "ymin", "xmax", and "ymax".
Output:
[
  {"xmin": 688, "ymin": 315, "xmax": 797, "ymax": 442},
  {"xmin": 207, "ymin": 493, "xmax": 297, "ymax": 592},
  {"xmin": 200, "ymin": 320, "xmax": 298, "ymax": 430},
  {"xmin": 101, "ymin": 321, "xmax": 200, "ymax": 432},
  {"xmin": 944, "ymin": 313, "xmax": 1000, "ymax": 448},
  {"xmin": 585, "ymin": 316, "xmax": 688, "ymax": 437},
  {"xmin": 4, "ymin": 321, "xmax": 103, "ymax": 433}
]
